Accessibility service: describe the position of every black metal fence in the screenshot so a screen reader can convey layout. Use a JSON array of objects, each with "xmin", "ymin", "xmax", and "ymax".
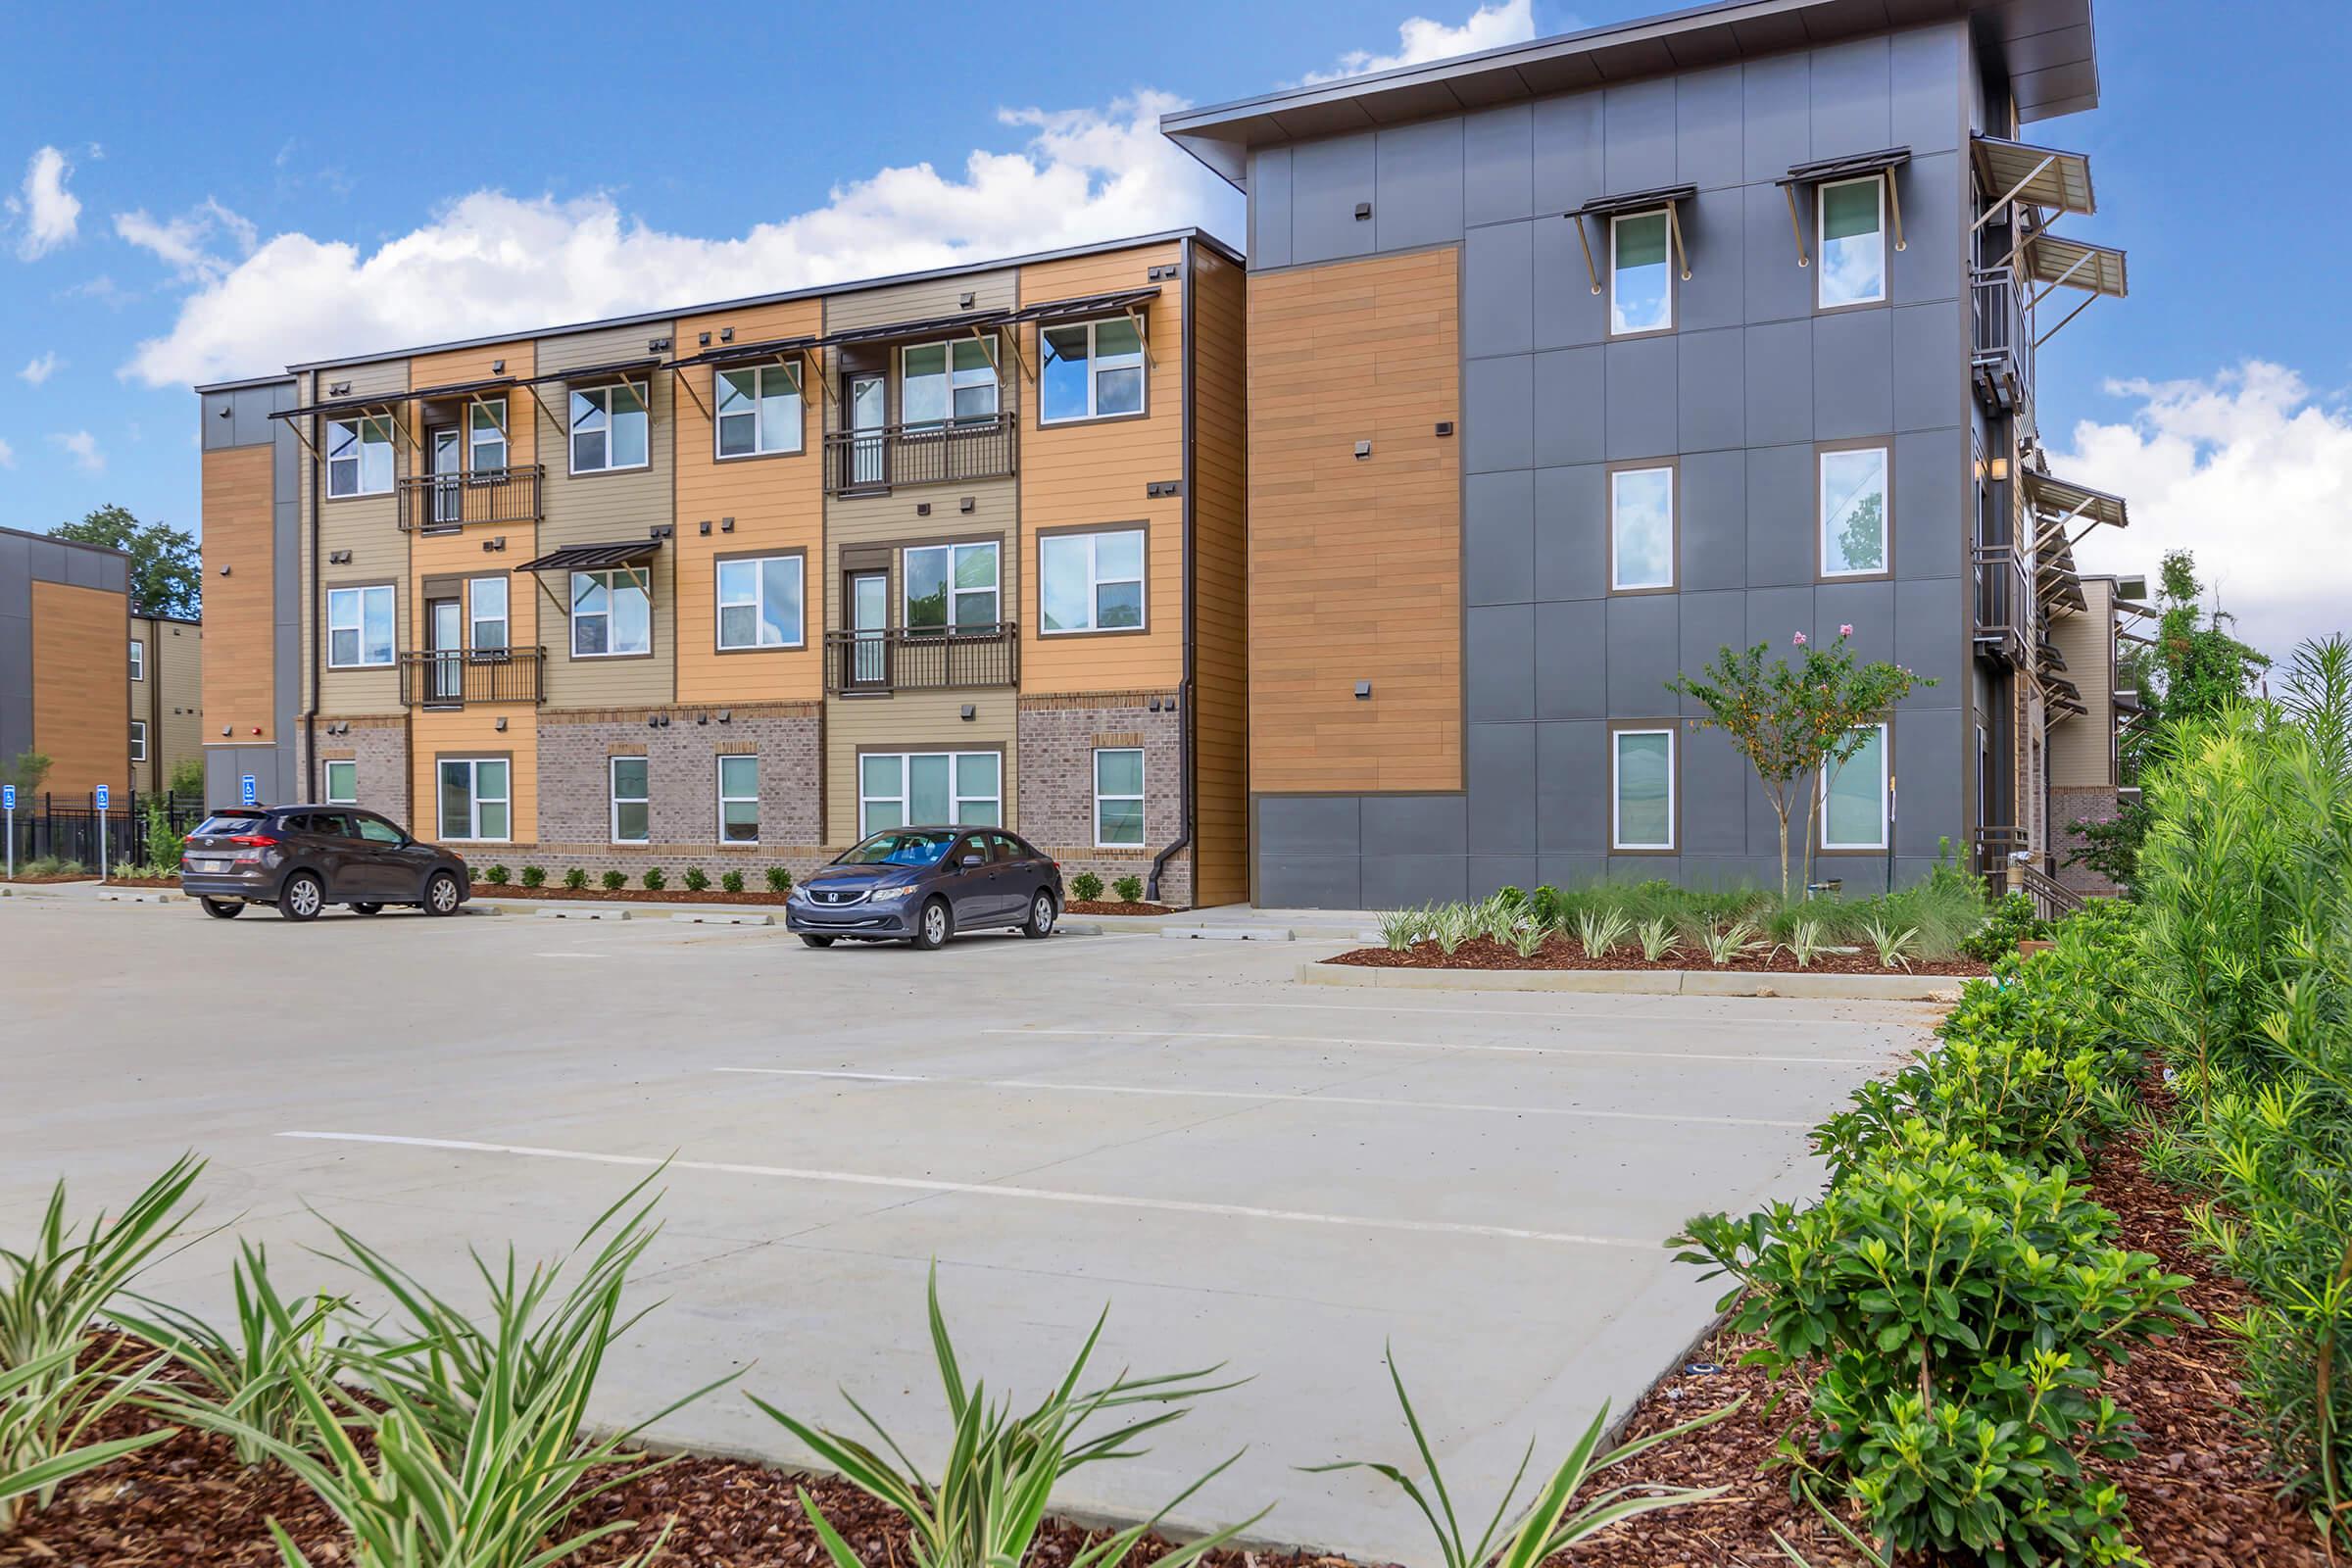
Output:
[{"xmin": 3, "ymin": 792, "xmax": 207, "ymax": 874}]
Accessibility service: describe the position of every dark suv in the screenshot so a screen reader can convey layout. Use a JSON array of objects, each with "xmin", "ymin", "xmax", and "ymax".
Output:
[
  {"xmin": 786, "ymin": 827, "xmax": 1062, "ymax": 950},
  {"xmin": 180, "ymin": 807, "xmax": 471, "ymax": 922}
]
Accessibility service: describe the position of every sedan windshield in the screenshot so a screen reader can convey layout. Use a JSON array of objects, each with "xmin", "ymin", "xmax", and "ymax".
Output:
[{"xmin": 837, "ymin": 830, "xmax": 958, "ymax": 868}]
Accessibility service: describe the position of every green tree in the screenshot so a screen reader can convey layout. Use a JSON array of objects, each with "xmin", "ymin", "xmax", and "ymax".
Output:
[
  {"xmin": 1668, "ymin": 630, "xmax": 1933, "ymax": 901},
  {"xmin": 1, "ymin": 751, "xmax": 51, "ymax": 797},
  {"xmin": 50, "ymin": 504, "xmax": 201, "ymax": 619},
  {"xmin": 166, "ymin": 757, "xmax": 205, "ymax": 799}
]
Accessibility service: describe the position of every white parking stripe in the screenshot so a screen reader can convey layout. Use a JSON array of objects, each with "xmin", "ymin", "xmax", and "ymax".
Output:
[
  {"xmin": 274, "ymin": 1132, "xmax": 1659, "ymax": 1249},
  {"xmin": 984, "ymin": 1027, "xmax": 1872, "ymax": 1067},
  {"xmin": 713, "ymin": 1066, "xmax": 1809, "ymax": 1128}
]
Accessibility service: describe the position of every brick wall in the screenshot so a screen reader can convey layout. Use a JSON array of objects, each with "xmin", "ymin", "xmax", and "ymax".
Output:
[
  {"xmin": 302, "ymin": 717, "xmax": 410, "ymax": 822},
  {"xmin": 2051, "ymin": 784, "xmax": 2123, "ymax": 898},
  {"xmin": 1016, "ymin": 695, "xmax": 1188, "ymax": 906}
]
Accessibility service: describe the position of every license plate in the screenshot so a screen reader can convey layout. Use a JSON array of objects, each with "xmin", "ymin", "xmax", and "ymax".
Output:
[{"xmin": 190, "ymin": 858, "xmax": 229, "ymax": 872}]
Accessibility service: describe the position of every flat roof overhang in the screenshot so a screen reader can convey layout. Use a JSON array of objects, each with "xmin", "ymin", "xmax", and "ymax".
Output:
[{"xmin": 1161, "ymin": 0, "xmax": 2097, "ymax": 190}]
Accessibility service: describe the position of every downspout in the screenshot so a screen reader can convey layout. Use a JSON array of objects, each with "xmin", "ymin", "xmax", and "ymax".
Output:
[
  {"xmin": 1148, "ymin": 236, "xmax": 1198, "ymax": 906},
  {"xmin": 305, "ymin": 371, "xmax": 320, "ymax": 804}
]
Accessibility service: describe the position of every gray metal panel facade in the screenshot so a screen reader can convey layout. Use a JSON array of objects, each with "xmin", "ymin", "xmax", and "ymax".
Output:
[{"xmin": 1251, "ymin": 22, "xmax": 1980, "ymax": 906}]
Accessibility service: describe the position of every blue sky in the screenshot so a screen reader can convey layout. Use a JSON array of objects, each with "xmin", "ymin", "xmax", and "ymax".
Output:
[{"xmin": 2, "ymin": 0, "xmax": 2346, "ymax": 653}]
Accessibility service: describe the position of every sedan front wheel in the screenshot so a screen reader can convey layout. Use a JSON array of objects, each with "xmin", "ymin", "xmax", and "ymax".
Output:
[{"xmin": 911, "ymin": 898, "xmax": 953, "ymax": 951}]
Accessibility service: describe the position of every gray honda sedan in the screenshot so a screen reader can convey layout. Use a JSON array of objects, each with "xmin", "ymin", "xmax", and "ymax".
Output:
[{"xmin": 786, "ymin": 827, "xmax": 1062, "ymax": 950}]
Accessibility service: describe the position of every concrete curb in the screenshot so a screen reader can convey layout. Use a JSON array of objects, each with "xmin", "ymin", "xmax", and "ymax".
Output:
[
  {"xmin": 96, "ymin": 890, "xmax": 185, "ymax": 905},
  {"xmin": 533, "ymin": 906, "xmax": 630, "ymax": 921},
  {"xmin": 1297, "ymin": 961, "xmax": 1963, "ymax": 1002},
  {"xmin": 669, "ymin": 910, "xmax": 773, "ymax": 926},
  {"xmin": 1159, "ymin": 925, "xmax": 1293, "ymax": 943}
]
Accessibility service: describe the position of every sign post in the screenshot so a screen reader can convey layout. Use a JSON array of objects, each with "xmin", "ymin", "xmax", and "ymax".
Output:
[
  {"xmin": 241, "ymin": 774, "xmax": 258, "ymax": 808},
  {"xmin": 95, "ymin": 784, "xmax": 110, "ymax": 882},
  {"xmin": 3, "ymin": 783, "xmax": 14, "ymax": 881}
]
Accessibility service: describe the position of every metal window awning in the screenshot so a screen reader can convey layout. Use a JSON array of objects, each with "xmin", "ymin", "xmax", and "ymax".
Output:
[
  {"xmin": 517, "ymin": 357, "xmax": 662, "ymax": 388},
  {"xmin": 2025, "ymin": 234, "xmax": 2128, "ymax": 299},
  {"xmin": 2023, "ymin": 469, "xmax": 2130, "ymax": 534},
  {"xmin": 666, "ymin": 335, "xmax": 819, "ymax": 371},
  {"xmin": 1775, "ymin": 148, "xmax": 1910, "ymax": 269},
  {"xmin": 1011, "ymin": 286, "xmax": 1160, "ymax": 323},
  {"xmin": 824, "ymin": 308, "xmax": 1012, "ymax": 348},
  {"xmin": 513, "ymin": 538, "xmax": 664, "ymax": 574},
  {"xmin": 1565, "ymin": 183, "xmax": 1695, "ymax": 295},
  {"xmin": 1972, "ymin": 134, "xmax": 2096, "ymax": 220}
]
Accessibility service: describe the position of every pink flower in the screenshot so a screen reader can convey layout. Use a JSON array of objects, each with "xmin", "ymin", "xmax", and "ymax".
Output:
[
  {"xmin": 1839, "ymin": 623, "xmax": 1854, "ymax": 637},
  {"xmin": 1792, "ymin": 631, "xmax": 1808, "ymax": 647}
]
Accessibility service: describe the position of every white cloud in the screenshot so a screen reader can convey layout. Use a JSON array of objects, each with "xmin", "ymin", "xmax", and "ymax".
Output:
[
  {"xmin": 115, "ymin": 198, "xmax": 256, "ymax": 282},
  {"xmin": 125, "ymin": 91, "xmax": 1237, "ymax": 388},
  {"xmin": 1298, "ymin": 0, "xmax": 1543, "ymax": 84},
  {"xmin": 2053, "ymin": 361, "xmax": 2352, "ymax": 660},
  {"xmin": 0, "ymin": 438, "xmax": 15, "ymax": 469},
  {"xmin": 9, "ymin": 146, "xmax": 82, "ymax": 260},
  {"xmin": 19, "ymin": 351, "xmax": 62, "ymax": 385},
  {"xmin": 48, "ymin": 428, "xmax": 103, "ymax": 473}
]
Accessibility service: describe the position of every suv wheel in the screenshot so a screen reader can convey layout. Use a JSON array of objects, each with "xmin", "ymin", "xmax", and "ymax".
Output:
[
  {"xmin": 421, "ymin": 872, "xmax": 462, "ymax": 916},
  {"xmin": 278, "ymin": 872, "xmax": 324, "ymax": 922},
  {"xmin": 200, "ymin": 897, "xmax": 243, "ymax": 919},
  {"xmin": 1021, "ymin": 890, "xmax": 1057, "ymax": 940},
  {"xmin": 911, "ymin": 897, "xmax": 952, "ymax": 951},
  {"xmin": 351, "ymin": 902, "xmax": 383, "ymax": 915}
]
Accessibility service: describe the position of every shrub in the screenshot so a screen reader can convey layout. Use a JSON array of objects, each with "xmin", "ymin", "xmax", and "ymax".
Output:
[
  {"xmin": 1860, "ymin": 915, "xmax": 1917, "ymax": 970},
  {"xmin": 1492, "ymin": 884, "xmax": 1527, "ymax": 911},
  {"xmin": 1112, "ymin": 873, "xmax": 1145, "ymax": 905},
  {"xmin": 764, "ymin": 865, "xmax": 792, "ymax": 894},
  {"xmin": 1574, "ymin": 906, "xmax": 1633, "ymax": 960},
  {"xmin": 518, "ymin": 865, "xmax": 546, "ymax": 889},
  {"xmin": 1069, "ymin": 870, "xmax": 1104, "ymax": 904},
  {"xmin": 641, "ymin": 867, "xmax": 666, "ymax": 892},
  {"xmin": 1529, "ymin": 883, "xmax": 1565, "ymax": 931},
  {"xmin": 720, "ymin": 870, "xmax": 744, "ymax": 895},
  {"xmin": 1637, "ymin": 916, "xmax": 1680, "ymax": 963},
  {"xmin": 143, "ymin": 797, "xmax": 186, "ymax": 872},
  {"xmin": 1959, "ymin": 891, "xmax": 2052, "ymax": 963},
  {"xmin": 682, "ymin": 867, "xmax": 710, "ymax": 892},
  {"xmin": 1432, "ymin": 902, "xmax": 1476, "ymax": 956},
  {"xmin": 16, "ymin": 856, "xmax": 86, "ymax": 878},
  {"xmin": 1377, "ymin": 906, "xmax": 1430, "ymax": 952},
  {"xmin": 1780, "ymin": 916, "xmax": 1828, "ymax": 967},
  {"xmin": 600, "ymin": 869, "xmax": 626, "ymax": 892},
  {"xmin": 564, "ymin": 867, "xmax": 588, "ymax": 891},
  {"xmin": 1698, "ymin": 920, "xmax": 1761, "ymax": 966},
  {"xmin": 485, "ymin": 864, "xmax": 511, "ymax": 885},
  {"xmin": 1676, "ymin": 1122, "xmax": 2193, "ymax": 1565}
]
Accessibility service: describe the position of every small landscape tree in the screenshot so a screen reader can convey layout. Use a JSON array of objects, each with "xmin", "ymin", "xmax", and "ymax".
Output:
[{"xmin": 1667, "ymin": 629, "xmax": 1932, "ymax": 901}]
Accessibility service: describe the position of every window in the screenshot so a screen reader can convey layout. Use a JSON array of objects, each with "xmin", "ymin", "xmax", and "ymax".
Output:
[
  {"xmin": 468, "ymin": 576, "xmax": 509, "ymax": 653},
  {"xmin": 326, "ymin": 416, "xmax": 395, "ymax": 497},
  {"xmin": 1822, "ymin": 723, "xmax": 1890, "ymax": 850},
  {"xmin": 858, "ymin": 752, "xmax": 1001, "ymax": 835},
  {"xmin": 609, "ymin": 756, "xmax": 649, "ymax": 843},
  {"xmin": 1094, "ymin": 748, "xmax": 1145, "ymax": 847},
  {"xmin": 326, "ymin": 585, "xmax": 396, "ymax": 668},
  {"xmin": 717, "ymin": 755, "xmax": 760, "ymax": 844},
  {"xmin": 1612, "ymin": 728, "xmax": 1676, "ymax": 851},
  {"xmin": 129, "ymin": 720, "xmax": 147, "ymax": 763},
  {"xmin": 1610, "ymin": 211, "xmax": 1672, "ymax": 335},
  {"xmin": 1818, "ymin": 177, "xmax": 1887, "ymax": 310},
  {"xmin": 904, "ymin": 542, "xmax": 999, "ymax": 632},
  {"xmin": 468, "ymin": 399, "xmax": 509, "ymax": 472},
  {"xmin": 1820, "ymin": 446, "xmax": 1891, "ymax": 577},
  {"xmin": 568, "ymin": 381, "xmax": 649, "ymax": 473},
  {"xmin": 716, "ymin": 555, "xmax": 804, "ymax": 650},
  {"xmin": 1041, "ymin": 529, "xmax": 1144, "ymax": 633},
  {"xmin": 130, "ymin": 638, "xmax": 145, "ymax": 681},
  {"xmin": 571, "ymin": 567, "xmax": 650, "ymax": 658},
  {"xmin": 1041, "ymin": 317, "xmax": 1146, "ymax": 423},
  {"xmin": 715, "ymin": 363, "xmax": 803, "ymax": 457},
  {"xmin": 1609, "ymin": 467, "xmax": 1675, "ymax": 591},
  {"xmin": 902, "ymin": 339, "xmax": 998, "ymax": 428},
  {"xmin": 438, "ymin": 758, "xmax": 511, "ymax": 842},
  {"xmin": 323, "ymin": 760, "xmax": 358, "ymax": 805},
  {"xmin": 355, "ymin": 814, "xmax": 403, "ymax": 846}
]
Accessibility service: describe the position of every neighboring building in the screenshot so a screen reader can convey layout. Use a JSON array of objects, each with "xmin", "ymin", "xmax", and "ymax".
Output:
[
  {"xmin": 1162, "ymin": 0, "xmax": 2128, "ymax": 906},
  {"xmin": 196, "ymin": 231, "xmax": 1249, "ymax": 906},
  {"xmin": 2046, "ymin": 566, "xmax": 2150, "ymax": 897},
  {"xmin": 0, "ymin": 525, "xmax": 133, "ymax": 802},
  {"xmin": 130, "ymin": 612, "xmax": 204, "ymax": 794}
]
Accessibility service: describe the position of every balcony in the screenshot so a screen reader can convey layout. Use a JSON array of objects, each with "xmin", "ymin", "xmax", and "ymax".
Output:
[
  {"xmin": 823, "ymin": 416, "xmax": 1015, "ymax": 496},
  {"xmin": 1970, "ymin": 269, "xmax": 2033, "ymax": 427},
  {"xmin": 399, "ymin": 647, "xmax": 547, "ymax": 709},
  {"xmin": 397, "ymin": 465, "xmax": 544, "ymax": 532},
  {"xmin": 1973, "ymin": 544, "xmax": 2035, "ymax": 668},
  {"xmin": 824, "ymin": 623, "xmax": 1019, "ymax": 695}
]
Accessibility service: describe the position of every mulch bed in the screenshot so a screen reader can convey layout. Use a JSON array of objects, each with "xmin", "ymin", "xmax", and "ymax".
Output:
[
  {"xmin": 1327, "ymin": 934, "xmax": 1988, "ymax": 977},
  {"xmin": 1, "ymin": 873, "xmax": 98, "ymax": 885},
  {"xmin": 1068, "ymin": 899, "xmax": 1178, "ymax": 916},
  {"xmin": 472, "ymin": 883, "xmax": 796, "ymax": 906},
  {"xmin": 103, "ymin": 875, "xmax": 180, "ymax": 888}
]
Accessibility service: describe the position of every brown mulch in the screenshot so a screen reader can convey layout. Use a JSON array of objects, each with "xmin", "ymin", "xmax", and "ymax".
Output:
[
  {"xmin": 103, "ymin": 875, "xmax": 181, "ymax": 888},
  {"xmin": 1, "ymin": 873, "xmax": 98, "ymax": 884},
  {"xmin": 1328, "ymin": 934, "xmax": 1988, "ymax": 977},
  {"xmin": 1068, "ymin": 899, "xmax": 1177, "ymax": 916},
  {"xmin": 473, "ymin": 882, "xmax": 796, "ymax": 905}
]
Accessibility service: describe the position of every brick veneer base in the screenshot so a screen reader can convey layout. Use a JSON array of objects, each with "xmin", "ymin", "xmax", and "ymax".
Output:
[
  {"xmin": 298, "ymin": 717, "xmax": 411, "ymax": 823},
  {"xmin": 537, "ymin": 706, "xmax": 821, "ymax": 848},
  {"xmin": 2050, "ymin": 785, "xmax": 2125, "ymax": 898},
  {"xmin": 1016, "ymin": 697, "xmax": 1188, "ymax": 906}
]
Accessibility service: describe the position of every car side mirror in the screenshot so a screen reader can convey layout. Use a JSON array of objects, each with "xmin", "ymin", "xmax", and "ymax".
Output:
[{"xmin": 961, "ymin": 854, "xmax": 984, "ymax": 866}]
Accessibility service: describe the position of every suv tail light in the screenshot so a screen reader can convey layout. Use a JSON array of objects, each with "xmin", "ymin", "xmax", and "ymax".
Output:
[{"xmin": 225, "ymin": 833, "xmax": 277, "ymax": 847}]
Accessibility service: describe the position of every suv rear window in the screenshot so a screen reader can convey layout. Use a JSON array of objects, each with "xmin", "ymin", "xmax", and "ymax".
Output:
[{"xmin": 192, "ymin": 811, "xmax": 268, "ymax": 837}]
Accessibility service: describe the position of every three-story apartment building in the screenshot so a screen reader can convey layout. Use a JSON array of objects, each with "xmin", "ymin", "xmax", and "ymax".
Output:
[
  {"xmin": 1164, "ymin": 0, "xmax": 2129, "ymax": 907},
  {"xmin": 196, "ymin": 231, "xmax": 1248, "ymax": 906}
]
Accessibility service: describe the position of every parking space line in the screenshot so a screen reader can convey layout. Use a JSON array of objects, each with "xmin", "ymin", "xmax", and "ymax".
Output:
[
  {"xmin": 712, "ymin": 1066, "xmax": 1810, "ymax": 1128},
  {"xmin": 984, "ymin": 1027, "xmax": 1874, "ymax": 1067},
  {"xmin": 273, "ymin": 1131, "xmax": 1660, "ymax": 1249}
]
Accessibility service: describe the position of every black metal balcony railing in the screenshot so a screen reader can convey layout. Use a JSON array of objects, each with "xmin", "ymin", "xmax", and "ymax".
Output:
[
  {"xmin": 1972, "ymin": 544, "xmax": 2036, "ymax": 668},
  {"xmin": 824, "ymin": 623, "xmax": 1019, "ymax": 694},
  {"xmin": 1972, "ymin": 825, "xmax": 2084, "ymax": 919},
  {"xmin": 397, "ymin": 465, "xmax": 544, "ymax": 532},
  {"xmin": 823, "ymin": 416, "xmax": 1016, "ymax": 495},
  {"xmin": 399, "ymin": 647, "xmax": 547, "ymax": 708},
  {"xmin": 1970, "ymin": 269, "xmax": 2033, "ymax": 422}
]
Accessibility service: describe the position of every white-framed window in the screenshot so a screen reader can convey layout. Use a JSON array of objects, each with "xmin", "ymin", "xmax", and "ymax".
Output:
[
  {"xmin": 1041, "ymin": 529, "xmax": 1145, "ymax": 633},
  {"xmin": 1040, "ymin": 317, "xmax": 1146, "ymax": 423},
  {"xmin": 858, "ymin": 752, "xmax": 1001, "ymax": 835},
  {"xmin": 468, "ymin": 575, "xmax": 510, "ymax": 652},
  {"xmin": 1821, "ymin": 446, "xmax": 1891, "ymax": 577},
  {"xmin": 129, "ymin": 720, "xmax": 147, "ymax": 763},
  {"xmin": 610, "ymin": 756, "xmax": 650, "ymax": 844},
  {"xmin": 1609, "ymin": 467, "xmax": 1675, "ymax": 591},
  {"xmin": 1818, "ymin": 176, "xmax": 1887, "ymax": 310},
  {"xmin": 568, "ymin": 381, "xmax": 650, "ymax": 474},
  {"xmin": 571, "ymin": 567, "xmax": 650, "ymax": 658},
  {"xmin": 1094, "ymin": 748, "xmax": 1145, "ymax": 847},
  {"xmin": 326, "ymin": 416, "xmax": 395, "ymax": 498},
  {"xmin": 901, "ymin": 339, "xmax": 999, "ymax": 428},
  {"xmin": 468, "ymin": 399, "xmax": 509, "ymax": 472},
  {"xmin": 326, "ymin": 584, "xmax": 396, "ymax": 668},
  {"xmin": 1822, "ymin": 722, "xmax": 1890, "ymax": 850},
  {"xmin": 323, "ymin": 759, "xmax": 358, "ymax": 805},
  {"xmin": 716, "ymin": 555, "xmax": 805, "ymax": 650},
  {"xmin": 904, "ymin": 542, "xmax": 999, "ymax": 632},
  {"xmin": 1610, "ymin": 211, "xmax": 1672, "ymax": 335},
  {"xmin": 437, "ymin": 758, "xmax": 511, "ymax": 842},
  {"xmin": 130, "ymin": 637, "xmax": 145, "ymax": 681},
  {"xmin": 717, "ymin": 755, "xmax": 759, "ymax": 844},
  {"xmin": 1611, "ymin": 727, "xmax": 1676, "ymax": 851},
  {"xmin": 715, "ymin": 363, "xmax": 803, "ymax": 458}
]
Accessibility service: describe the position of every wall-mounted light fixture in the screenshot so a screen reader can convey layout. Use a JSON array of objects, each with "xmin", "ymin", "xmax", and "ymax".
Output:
[
  {"xmin": 492, "ymin": 359, "xmax": 505, "ymax": 374},
  {"xmin": 959, "ymin": 496, "xmax": 975, "ymax": 514},
  {"xmin": 219, "ymin": 564, "xmax": 231, "ymax": 576},
  {"xmin": 959, "ymin": 291, "xmax": 976, "ymax": 309},
  {"xmin": 1355, "ymin": 681, "xmax": 1373, "ymax": 700},
  {"xmin": 699, "ymin": 332, "xmax": 713, "ymax": 347},
  {"xmin": 719, "ymin": 327, "xmax": 734, "ymax": 343},
  {"xmin": 648, "ymin": 336, "xmax": 671, "ymax": 353},
  {"xmin": 720, "ymin": 516, "xmax": 734, "ymax": 533},
  {"xmin": 1435, "ymin": 421, "xmax": 1454, "ymax": 437},
  {"xmin": 1988, "ymin": 456, "xmax": 2011, "ymax": 482},
  {"xmin": 916, "ymin": 503, "xmax": 932, "ymax": 517},
  {"xmin": 217, "ymin": 403, "xmax": 232, "ymax": 418},
  {"xmin": 959, "ymin": 705, "xmax": 976, "ymax": 721},
  {"xmin": 1353, "ymin": 202, "xmax": 1372, "ymax": 220},
  {"xmin": 699, "ymin": 520, "xmax": 712, "ymax": 536},
  {"xmin": 1354, "ymin": 441, "xmax": 1372, "ymax": 460},
  {"xmin": 716, "ymin": 710, "xmax": 732, "ymax": 724},
  {"xmin": 494, "ymin": 716, "xmax": 508, "ymax": 733}
]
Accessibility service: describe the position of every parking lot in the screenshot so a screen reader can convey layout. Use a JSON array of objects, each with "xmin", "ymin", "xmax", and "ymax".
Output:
[{"xmin": 0, "ymin": 895, "xmax": 1935, "ymax": 1560}]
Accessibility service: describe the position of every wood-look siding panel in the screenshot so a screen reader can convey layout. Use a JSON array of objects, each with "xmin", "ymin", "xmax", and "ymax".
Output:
[
  {"xmin": 672, "ymin": 298, "xmax": 825, "ymax": 705},
  {"xmin": 32, "ymin": 580, "xmax": 130, "ymax": 797},
  {"xmin": 1187, "ymin": 246, "xmax": 1250, "ymax": 906},
  {"xmin": 1248, "ymin": 248, "xmax": 1461, "ymax": 795},
  {"xmin": 821, "ymin": 270, "xmax": 1015, "ymax": 335},
  {"xmin": 822, "ymin": 482, "xmax": 1020, "ymax": 636},
  {"xmin": 203, "ymin": 445, "xmax": 278, "ymax": 742},
  {"xmin": 411, "ymin": 708, "xmax": 538, "ymax": 848},
  {"xmin": 409, "ymin": 339, "xmax": 539, "ymax": 659},
  {"xmin": 823, "ymin": 690, "xmax": 1017, "ymax": 846},
  {"xmin": 299, "ymin": 359, "xmax": 411, "ymax": 717}
]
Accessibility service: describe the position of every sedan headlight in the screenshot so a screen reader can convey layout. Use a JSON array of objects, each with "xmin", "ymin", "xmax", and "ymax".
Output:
[{"xmin": 867, "ymin": 884, "xmax": 916, "ymax": 902}]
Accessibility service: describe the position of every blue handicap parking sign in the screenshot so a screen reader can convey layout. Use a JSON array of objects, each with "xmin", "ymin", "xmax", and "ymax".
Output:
[
  {"xmin": 241, "ymin": 774, "xmax": 259, "ymax": 806},
  {"xmin": 2, "ymin": 784, "xmax": 14, "ymax": 810},
  {"xmin": 95, "ymin": 785, "xmax": 110, "ymax": 809}
]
